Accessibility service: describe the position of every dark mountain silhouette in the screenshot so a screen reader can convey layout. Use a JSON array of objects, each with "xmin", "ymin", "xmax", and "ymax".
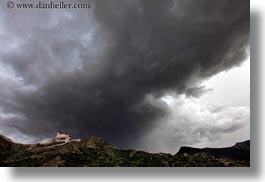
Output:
[
  {"xmin": 178, "ymin": 140, "xmax": 250, "ymax": 161},
  {"xmin": 0, "ymin": 135, "xmax": 250, "ymax": 167}
]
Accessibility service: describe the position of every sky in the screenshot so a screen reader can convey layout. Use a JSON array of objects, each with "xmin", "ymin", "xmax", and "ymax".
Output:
[{"xmin": 0, "ymin": 0, "xmax": 249, "ymax": 153}]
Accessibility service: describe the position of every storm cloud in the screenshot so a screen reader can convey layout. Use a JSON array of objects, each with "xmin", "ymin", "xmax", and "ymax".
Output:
[{"xmin": 0, "ymin": 0, "xmax": 249, "ymax": 150}]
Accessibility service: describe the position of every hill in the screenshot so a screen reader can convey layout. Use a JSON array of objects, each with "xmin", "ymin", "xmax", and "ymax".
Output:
[
  {"xmin": 178, "ymin": 140, "xmax": 250, "ymax": 161},
  {"xmin": 0, "ymin": 135, "xmax": 250, "ymax": 167}
]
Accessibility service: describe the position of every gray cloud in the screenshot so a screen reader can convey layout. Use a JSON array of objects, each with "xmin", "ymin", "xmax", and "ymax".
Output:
[
  {"xmin": 141, "ymin": 95, "xmax": 250, "ymax": 153},
  {"xmin": 185, "ymin": 86, "xmax": 213, "ymax": 98},
  {"xmin": 0, "ymin": 0, "xmax": 249, "ymax": 149}
]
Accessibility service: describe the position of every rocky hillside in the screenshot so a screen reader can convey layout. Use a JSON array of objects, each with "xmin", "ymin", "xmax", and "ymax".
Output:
[{"xmin": 0, "ymin": 135, "xmax": 250, "ymax": 167}]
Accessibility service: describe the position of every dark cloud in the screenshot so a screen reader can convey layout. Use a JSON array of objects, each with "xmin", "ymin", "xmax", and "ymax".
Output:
[
  {"xmin": 185, "ymin": 86, "xmax": 213, "ymax": 98},
  {"xmin": 0, "ymin": 0, "xmax": 249, "ymax": 149}
]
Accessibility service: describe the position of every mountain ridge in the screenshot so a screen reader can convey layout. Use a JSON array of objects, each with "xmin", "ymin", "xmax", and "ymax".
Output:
[
  {"xmin": 178, "ymin": 140, "xmax": 250, "ymax": 161},
  {"xmin": 0, "ymin": 135, "xmax": 250, "ymax": 167}
]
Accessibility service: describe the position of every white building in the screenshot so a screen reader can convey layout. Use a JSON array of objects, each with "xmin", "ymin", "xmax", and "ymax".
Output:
[{"xmin": 54, "ymin": 131, "xmax": 71, "ymax": 143}]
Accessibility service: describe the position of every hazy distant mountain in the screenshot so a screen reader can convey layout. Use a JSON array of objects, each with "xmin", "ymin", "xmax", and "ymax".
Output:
[{"xmin": 0, "ymin": 135, "xmax": 250, "ymax": 167}]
